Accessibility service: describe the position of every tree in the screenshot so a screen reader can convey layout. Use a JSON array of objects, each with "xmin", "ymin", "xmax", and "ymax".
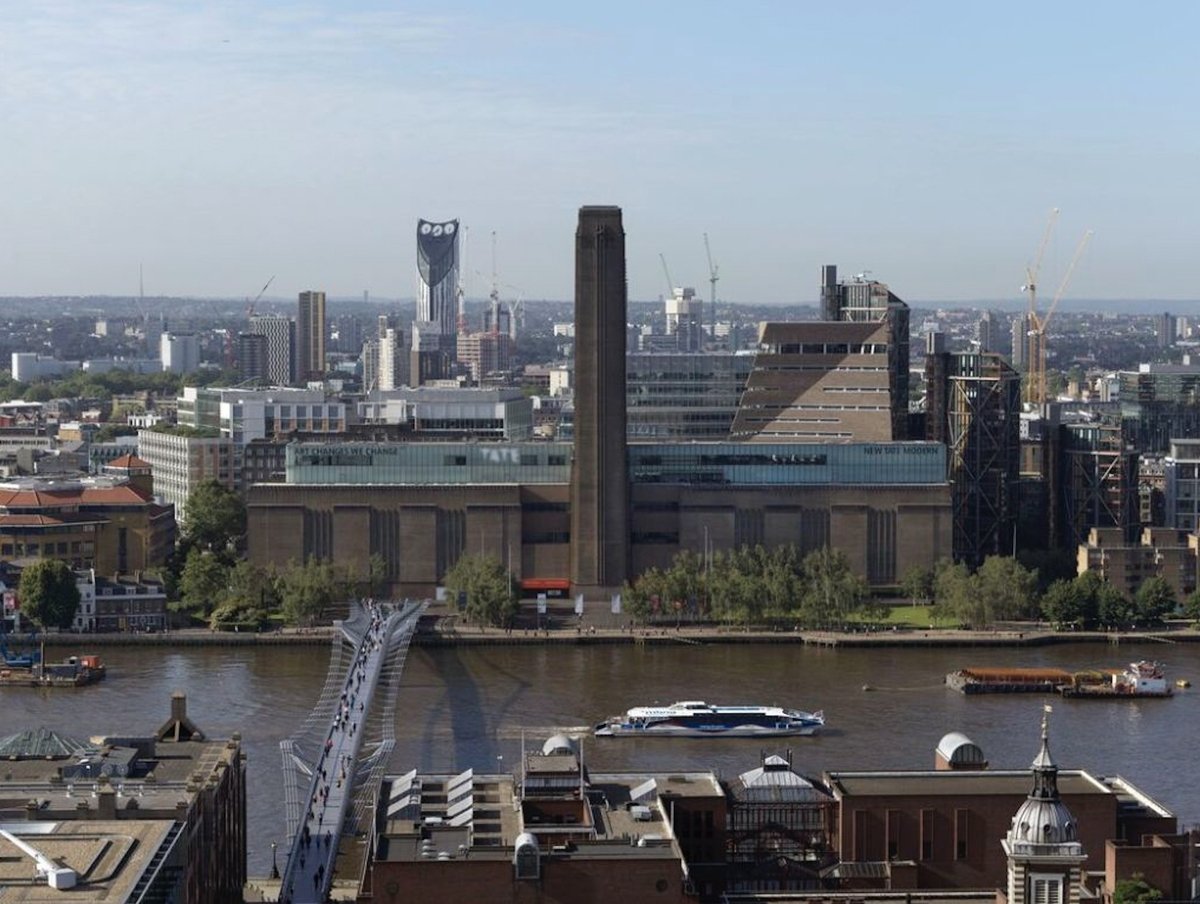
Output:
[
  {"xmin": 1097, "ymin": 582, "xmax": 1134, "ymax": 628},
  {"xmin": 1134, "ymin": 576, "xmax": 1176, "ymax": 624},
  {"xmin": 932, "ymin": 560, "xmax": 973, "ymax": 626},
  {"xmin": 974, "ymin": 556, "xmax": 1039, "ymax": 623},
  {"xmin": 1041, "ymin": 579, "xmax": 1085, "ymax": 628},
  {"xmin": 278, "ymin": 559, "xmax": 344, "ymax": 627},
  {"xmin": 18, "ymin": 559, "xmax": 81, "ymax": 630},
  {"xmin": 1184, "ymin": 589, "xmax": 1200, "ymax": 624},
  {"xmin": 442, "ymin": 554, "xmax": 518, "ymax": 627},
  {"xmin": 183, "ymin": 480, "xmax": 246, "ymax": 559},
  {"xmin": 801, "ymin": 547, "xmax": 869, "ymax": 628},
  {"xmin": 218, "ymin": 560, "xmax": 280, "ymax": 625},
  {"xmin": 1111, "ymin": 874, "xmax": 1162, "ymax": 904},
  {"xmin": 363, "ymin": 553, "xmax": 390, "ymax": 600},
  {"xmin": 899, "ymin": 564, "xmax": 934, "ymax": 604},
  {"xmin": 178, "ymin": 549, "xmax": 230, "ymax": 617}
]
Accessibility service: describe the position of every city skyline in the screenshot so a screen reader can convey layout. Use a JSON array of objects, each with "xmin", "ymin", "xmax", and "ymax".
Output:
[{"xmin": 3, "ymin": 2, "xmax": 1199, "ymax": 303}]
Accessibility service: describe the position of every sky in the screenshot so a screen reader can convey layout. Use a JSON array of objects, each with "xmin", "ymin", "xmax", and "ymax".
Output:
[{"xmin": 2, "ymin": 1, "xmax": 1199, "ymax": 305}]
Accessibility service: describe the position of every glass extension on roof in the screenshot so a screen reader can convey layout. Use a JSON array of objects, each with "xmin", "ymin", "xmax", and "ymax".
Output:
[
  {"xmin": 629, "ymin": 442, "xmax": 945, "ymax": 486},
  {"xmin": 287, "ymin": 442, "xmax": 573, "ymax": 485}
]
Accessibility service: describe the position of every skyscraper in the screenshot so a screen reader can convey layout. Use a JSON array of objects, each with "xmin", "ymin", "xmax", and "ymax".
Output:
[
  {"xmin": 235, "ymin": 332, "xmax": 269, "ymax": 384},
  {"xmin": 416, "ymin": 219, "xmax": 460, "ymax": 350},
  {"xmin": 249, "ymin": 315, "xmax": 295, "ymax": 385},
  {"xmin": 570, "ymin": 206, "xmax": 629, "ymax": 594},
  {"xmin": 296, "ymin": 290, "xmax": 326, "ymax": 382}
]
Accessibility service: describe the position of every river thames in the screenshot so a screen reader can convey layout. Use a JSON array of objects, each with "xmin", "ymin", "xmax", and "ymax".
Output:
[{"xmin": 1, "ymin": 639, "xmax": 1197, "ymax": 874}]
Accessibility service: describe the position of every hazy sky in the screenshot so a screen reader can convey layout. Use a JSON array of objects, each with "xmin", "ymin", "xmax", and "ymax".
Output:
[{"xmin": 3, "ymin": 1, "xmax": 1198, "ymax": 304}]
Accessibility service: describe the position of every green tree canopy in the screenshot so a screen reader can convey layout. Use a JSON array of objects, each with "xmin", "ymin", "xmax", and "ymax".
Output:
[
  {"xmin": 183, "ymin": 480, "xmax": 246, "ymax": 559},
  {"xmin": 975, "ymin": 555, "xmax": 1039, "ymax": 622},
  {"xmin": 1133, "ymin": 576, "xmax": 1176, "ymax": 624},
  {"xmin": 1184, "ymin": 589, "xmax": 1200, "ymax": 624},
  {"xmin": 899, "ymin": 564, "xmax": 934, "ymax": 604},
  {"xmin": 1097, "ymin": 582, "xmax": 1134, "ymax": 628},
  {"xmin": 1112, "ymin": 874, "xmax": 1163, "ymax": 904},
  {"xmin": 443, "ymin": 554, "xmax": 518, "ymax": 627},
  {"xmin": 1041, "ymin": 579, "xmax": 1086, "ymax": 628},
  {"xmin": 18, "ymin": 559, "xmax": 81, "ymax": 630},
  {"xmin": 278, "ymin": 559, "xmax": 345, "ymax": 627},
  {"xmin": 178, "ymin": 549, "xmax": 231, "ymax": 617}
]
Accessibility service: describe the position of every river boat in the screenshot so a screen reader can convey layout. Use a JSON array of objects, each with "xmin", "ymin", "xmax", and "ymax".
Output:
[
  {"xmin": 594, "ymin": 700, "xmax": 825, "ymax": 738},
  {"xmin": 1060, "ymin": 660, "xmax": 1172, "ymax": 699},
  {"xmin": 0, "ymin": 654, "xmax": 106, "ymax": 688},
  {"xmin": 947, "ymin": 661, "xmax": 1172, "ymax": 699}
]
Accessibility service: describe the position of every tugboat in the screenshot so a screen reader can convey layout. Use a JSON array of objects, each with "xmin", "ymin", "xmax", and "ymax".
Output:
[{"xmin": 1060, "ymin": 660, "xmax": 1172, "ymax": 698}]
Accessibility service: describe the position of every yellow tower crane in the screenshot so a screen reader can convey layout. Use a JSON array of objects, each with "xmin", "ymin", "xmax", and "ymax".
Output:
[{"xmin": 1027, "ymin": 229, "xmax": 1093, "ymax": 406}]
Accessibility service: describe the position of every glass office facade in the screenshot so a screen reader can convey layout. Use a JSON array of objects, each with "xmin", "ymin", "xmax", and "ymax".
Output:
[{"xmin": 285, "ymin": 440, "xmax": 945, "ymax": 487}]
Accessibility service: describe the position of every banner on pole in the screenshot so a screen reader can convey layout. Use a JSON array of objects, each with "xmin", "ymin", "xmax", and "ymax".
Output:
[
  {"xmin": 610, "ymin": 593, "xmax": 622, "ymax": 615},
  {"xmin": 574, "ymin": 593, "xmax": 584, "ymax": 616}
]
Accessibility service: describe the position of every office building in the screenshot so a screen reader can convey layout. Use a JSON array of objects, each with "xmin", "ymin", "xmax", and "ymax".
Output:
[
  {"xmin": 176, "ymin": 386, "xmax": 347, "ymax": 443},
  {"xmin": 1164, "ymin": 438, "xmax": 1200, "ymax": 531},
  {"xmin": 0, "ymin": 693, "xmax": 246, "ymax": 903},
  {"xmin": 457, "ymin": 330, "xmax": 514, "ymax": 383},
  {"xmin": 159, "ymin": 332, "xmax": 199, "ymax": 374},
  {"xmin": 1011, "ymin": 314, "xmax": 1029, "ymax": 370},
  {"xmin": 416, "ymin": 218, "xmax": 460, "ymax": 352},
  {"xmin": 10, "ymin": 353, "xmax": 82, "ymax": 382},
  {"xmin": 235, "ymin": 332, "xmax": 269, "ymax": 383},
  {"xmin": 137, "ymin": 428, "xmax": 235, "ymax": 524},
  {"xmin": 977, "ymin": 309, "xmax": 999, "ymax": 353},
  {"xmin": 248, "ymin": 314, "xmax": 296, "ymax": 385},
  {"xmin": 664, "ymin": 286, "xmax": 704, "ymax": 352},
  {"xmin": 296, "ymin": 290, "xmax": 326, "ymax": 381},
  {"xmin": 357, "ymin": 387, "xmax": 533, "ymax": 440},
  {"xmin": 409, "ymin": 323, "xmax": 451, "ymax": 387},
  {"xmin": 1119, "ymin": 360, "xmax": 1200, "ymax": 453},
  {"xmin": 570, "ymin": 205, "xmax": 630, "ymax": 593},
  {"xmin": 1156, "ymin": 311, "xmax": 1176, "ymax": 348},
  {"xmin": 925, "ymin": 351, "xmax": 1021, "ymax": 565},
  {"xmin": 626, "ymin": 352, "xmax": 753, "ymax": 440}
]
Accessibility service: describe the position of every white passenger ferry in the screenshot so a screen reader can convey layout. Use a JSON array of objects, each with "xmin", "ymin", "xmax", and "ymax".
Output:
[{"xmin": 594, "ymin": 700, "xmax": 825, "ymax": 738}]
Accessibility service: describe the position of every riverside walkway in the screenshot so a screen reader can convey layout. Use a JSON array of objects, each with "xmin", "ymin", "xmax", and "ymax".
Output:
[{"xmin": 277, "ymin": 599, "xmax": 426, "ymax": 903}]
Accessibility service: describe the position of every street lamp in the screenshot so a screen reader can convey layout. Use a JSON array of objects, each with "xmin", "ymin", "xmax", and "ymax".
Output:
[{"xmin": 270, "ymin": 840, "xmax": 279, "ymax": 879}]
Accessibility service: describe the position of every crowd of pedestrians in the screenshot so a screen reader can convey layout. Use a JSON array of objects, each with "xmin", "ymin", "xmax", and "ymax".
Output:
[{"xmin": 281, "ymin": 600, "xmax": 390, "ymax": 903}]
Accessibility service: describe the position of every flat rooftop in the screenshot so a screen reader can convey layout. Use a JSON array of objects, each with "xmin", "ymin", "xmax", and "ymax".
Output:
[
  {"xmin": 0, "ymin": 820, "xmax": 173, "ymax": 903},
  {"xmin": 825, "ymin": 769, "xmax": 1112, "ymax": 798}
]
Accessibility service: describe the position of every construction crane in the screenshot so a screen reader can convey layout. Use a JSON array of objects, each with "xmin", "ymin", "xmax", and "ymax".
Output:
[
  {"xmin": 1027, "ymin": 229, "xmax": 1093, "ymax": 406},
  {"xmin": 245, "ymin": 274, "xmax": 275, "ymax": 322},
  {"xmin": 1020, "ymin": 209, "xmax": 1059, "ymax": 402},
  {"xmin": 658, "ymin": 253, "xmax": 676, "ymax": 298},
  {"xmin": 703, "ymin": 234, "xmax": 719, "ymax": 345}
]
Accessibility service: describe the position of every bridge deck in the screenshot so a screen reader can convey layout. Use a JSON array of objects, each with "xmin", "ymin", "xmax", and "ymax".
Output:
[{"xmin": 278, "ymin": 600, "xmax": 424, "ymax": 903}]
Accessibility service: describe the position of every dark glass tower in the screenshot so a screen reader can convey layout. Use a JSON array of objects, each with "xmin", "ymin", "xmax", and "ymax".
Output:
[{"xmin": 570, "ymin": 206, "xmax": 629, "ymax": 592}]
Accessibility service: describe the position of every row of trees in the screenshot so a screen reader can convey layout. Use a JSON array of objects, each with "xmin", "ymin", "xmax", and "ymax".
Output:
[
  {"xmin": 623, "ymin": 545, "xmax": 883, "ymax": 629},
  {"xmin": 900, "ymin": 558, "xmax": 1200, "ymax": 629}
]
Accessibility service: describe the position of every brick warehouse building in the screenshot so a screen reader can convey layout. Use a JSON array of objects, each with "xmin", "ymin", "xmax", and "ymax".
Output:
[{"xmin": 245, "ymin": 206, "xmax": 952, "ymax": 597}]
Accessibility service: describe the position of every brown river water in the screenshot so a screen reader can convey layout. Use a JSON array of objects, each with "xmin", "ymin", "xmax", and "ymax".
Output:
[{"xmin": 2, "ymin": 640, "xmax": 1197, "ymax": 874}]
